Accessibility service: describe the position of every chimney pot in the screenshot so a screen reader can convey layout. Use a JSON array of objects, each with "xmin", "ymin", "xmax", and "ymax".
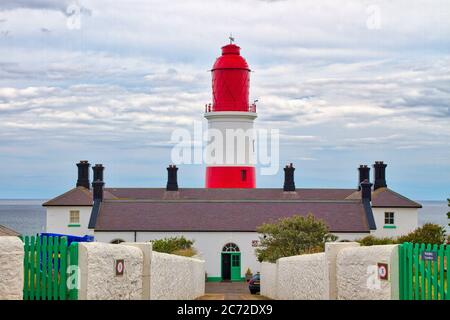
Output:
[
  {"xmin": 92, "ymin": 164, "xmax": 104, "ymax": 185},
  {"xmin": 358, "ymin": 164, "xmax": 370, "ymax": 190},
  {"xmin": 373, "ymin": 161, "xmax": 387, "ymax": 190},
  {"xmin": 283, "ymin": 164, "xmax": 296, "ymax": 192},
  {"xmin": 76, "ymin": 160, "xmax": 90, "ymax": 189},
  {"xmin": 166, "ymin": 165, "xmax": 179, "ymax": 191}
]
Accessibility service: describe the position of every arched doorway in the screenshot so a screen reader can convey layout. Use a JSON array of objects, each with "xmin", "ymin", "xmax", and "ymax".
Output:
[{"xmin": 221, "ymin": 243, "xmax": 241, "ymax": 281}]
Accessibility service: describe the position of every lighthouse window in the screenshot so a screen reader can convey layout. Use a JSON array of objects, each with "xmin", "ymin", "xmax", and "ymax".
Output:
[{"xmin": 241, "ymin": 170, "xmax": 247, "ymax": 181}]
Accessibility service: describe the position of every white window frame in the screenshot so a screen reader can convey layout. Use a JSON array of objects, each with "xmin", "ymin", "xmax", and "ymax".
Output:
[
  {"xmin": 384, "ymin": 211, "xmax": 395, "ymax": 225},
  {"xmin": 69, "ymin": 210, "xmax": 80, "ymax": 225}
]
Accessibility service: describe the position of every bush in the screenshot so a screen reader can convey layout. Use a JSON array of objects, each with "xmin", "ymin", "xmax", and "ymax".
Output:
[
  {"xmin": 172, "ymin": 247, "xmax": 197, "ymax": 257},
  {"xmin": 357, "ymin": 223, "xmax": 447, "ymax": 246},
  {"xmin": 397, "ymin": 223, "xmax": 446, "ymax": 245},
  {"xmin": 255, "ymin": 213, "xmax": 337, "ymax": 263},
  {"xmin": 357, "ymin": 235, "xmax": 396, "ymax": 246},
  {"xmin": 151, "ymin": 236, "xmax": 196, "ymax": 256}
]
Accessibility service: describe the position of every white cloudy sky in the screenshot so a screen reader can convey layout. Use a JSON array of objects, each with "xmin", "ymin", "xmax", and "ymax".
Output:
[{"xmin": 0, "ymin": 0, "xmax": 449, "ymax": 199}]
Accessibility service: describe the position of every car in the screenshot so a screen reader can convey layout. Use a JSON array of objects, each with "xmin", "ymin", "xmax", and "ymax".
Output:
[{"xmin": 248, "ymin": 273, "xmax": 260, "ymax": 294}]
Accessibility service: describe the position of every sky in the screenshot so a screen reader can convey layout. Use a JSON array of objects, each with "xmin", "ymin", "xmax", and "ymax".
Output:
[{"xmin": 0, "ymin": 0, "xmax": 449, "ymax": 200}]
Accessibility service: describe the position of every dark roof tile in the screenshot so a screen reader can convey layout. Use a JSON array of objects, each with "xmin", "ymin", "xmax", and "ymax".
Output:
[{"xmin": 94, "ymin": 200, "xmax": 370, "ymax": 233}]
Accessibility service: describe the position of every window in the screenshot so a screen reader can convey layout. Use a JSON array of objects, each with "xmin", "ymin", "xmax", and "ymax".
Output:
[
  {"xmin": 231, "ymin": 254, "xmax": 240, "ymax": 267},
  {"xmin": 241, "ymin": 170, "xmax": 247, "ymax": 182},
  {"xmin": 222, "ymin": 243, "xmax": 240, "ymax": 252},
  {"xmin": 69, "ymin": 210, "xmax": 80, "ymax": 224},
  {"xmin": 110, "ymin": 239, "xmax": 125, "ymax": 244},
  {"xmin": 384, "ymin": 212, "xmax": 395, "ymax": 225}
]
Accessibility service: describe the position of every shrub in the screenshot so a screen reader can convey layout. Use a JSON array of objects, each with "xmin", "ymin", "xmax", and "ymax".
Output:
[
  {"xmin": 255, "ymin": 213, "xmax": 336, "ymax": 263},
  {"xmin": 357, "ymin": 223, "xmax": 447, "ymax": 246},
  {"xmin": 172, "ymin": 247, "xmax": 197, "ymax": 257},
  {"xmin": 357, "ymin": 235, "xmax": 396, "ymax": 246},
  {"xmin": 397, "ymin": 223, "xmax": 446, "ymax": 245},
  {"xmin": 151, "ymin": 236, "xmax": 195, "ymax": 256}
]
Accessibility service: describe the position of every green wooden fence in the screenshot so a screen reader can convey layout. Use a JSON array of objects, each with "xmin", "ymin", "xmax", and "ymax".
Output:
[
  {"xmin": 399, "ymin": 242, "xmax": 450, "ymax": 300},
  {"xmin": 22, "ymin": 235, "xmax": 79, "ymax": 300}
]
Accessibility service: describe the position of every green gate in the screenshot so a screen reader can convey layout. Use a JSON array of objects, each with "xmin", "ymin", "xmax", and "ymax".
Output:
[
  {"xmin": 399, "ymin": 242, "xmax": 449, "ymax": 300},
  {"xmin": 22, "ymin": 235, "xmax": 79, "ymax": 300}
]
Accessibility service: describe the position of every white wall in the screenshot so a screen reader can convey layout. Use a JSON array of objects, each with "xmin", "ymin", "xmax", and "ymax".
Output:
[
  {"xmin": 0, "ymin": 237, "xmax": 23, "ymax": 300},
  {"xmin": 336, "ymin": 244, "xmax": 399, "ymax": 300},
  {"xmin": 371, "ymin": 208, "xmax": 418, "ymax": 238},
  {"xmin": 46, "ymin": 206, "xmax": 93, "ymax": 236},
  {"xmin": 78, "ymin": 242, "xmax": 144, "ymax": 300},
  {"xmin": 150, "ymin": 252, "xmax": 205, "ymax": 300},
  {"xmin": 260, "ymin": 243, "xmax": 400, "ymax": 300},
  {"xmin": 333, "ymin": 232, "xmax": 369, "ymax": 241},
  {"xmin": 95, "ymin": 231, "xmax": 262, "ymax": 279},
  {"xmin": 94, "ymin": 231, "xmax": 368, "ymax": 280},
  {"xmin": 277, "ymin": 253, "xmax": 328, "ymax": 300},
  {"xmin": 260, "ymin": 262, "xmax": 277, "ymax": 299}
]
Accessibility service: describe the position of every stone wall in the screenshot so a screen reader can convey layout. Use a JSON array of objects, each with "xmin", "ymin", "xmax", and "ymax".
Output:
[
  {"xmin": 0, "ymin": 237, "xmax": 23, "ymax": 300},
  {"xmin": 277, "ymin": 253, "xmax": 328, "ymax": 300},
  {"xmin": 260, "ymin": 243, "xmax": 400, "ymax": 300},
  {"xmin": 260, "ymin": 262, "xmax": 277, "ymax": 299},
  {"xmin": 78, "ymin": 242, "xmax": 144, "ymax": 300},
  {"xmin": 336, "ymin": 244, "xmax": 399, "ymax": 300},
  {"xmin": 150, "ymin": 251, "xmax": 205, "ymax": 300}
]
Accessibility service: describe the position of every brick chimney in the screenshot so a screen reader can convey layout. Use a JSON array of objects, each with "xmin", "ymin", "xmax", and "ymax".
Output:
[
  {"xmin": 358, "ymin": 165, "xmax": 370, "ymax": 190},
  {"xmin": 360, "ymin": 179, "xmax": 372, "ymax": 202},
  {"xmin": 76, "ymin": 160, "xmax": 90, "ymax": 189},
  {"xmin": 373, "ymin": 161, "xmax": 387, "ymax": 190},
  {"xmin": 166, "ymin": 165, "xmax": 179, "ymax": 191},
  {"xmin": 92, "ymin": 164, "xmax": 104, "ymax": 183},
  {"xmin": 283, "ymin": 163, "xmax": 295, "ymax": 192}
]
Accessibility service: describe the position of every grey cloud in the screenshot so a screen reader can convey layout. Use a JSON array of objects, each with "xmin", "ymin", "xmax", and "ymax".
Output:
[{"xmin": 0, "ymin": 0, "xmax": 91, "ymax": 16}]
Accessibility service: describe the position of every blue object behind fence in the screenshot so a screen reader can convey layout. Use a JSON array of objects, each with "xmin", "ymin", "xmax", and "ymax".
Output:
[{"xmin": 40, "ymin": 233, "xmax": 94, "ymax": 245}]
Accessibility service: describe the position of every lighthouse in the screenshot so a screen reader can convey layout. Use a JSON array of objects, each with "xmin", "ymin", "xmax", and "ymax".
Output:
[{"xmin": 204, "ymin": 40, "xmax": 257, "ymax": 188}]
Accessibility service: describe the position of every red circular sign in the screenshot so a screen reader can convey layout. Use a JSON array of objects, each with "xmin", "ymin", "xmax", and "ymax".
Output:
[{"xmin": 116, "ymin": 259, "xmax": 124, "ymax": 276}]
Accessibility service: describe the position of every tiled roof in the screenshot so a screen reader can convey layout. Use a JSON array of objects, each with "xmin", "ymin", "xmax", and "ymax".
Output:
[
  {"xmin": 43, "ymin": 186, "xmax": 420, "ymax": 233},
  {"xmin": 0, "ymin": 224, "xmax": 20, "ymax": 236},
  {"xmin": 94, "ymin": 200, "xmax": 370, "ymax": 233},
  {"xmin": 42, "ymin": 187, "xmax": 115, "ymax": 206},
  {"xmin": 345, "ymin": 188, "xmax": 421, "ymax": 208},
  {"xmin": 43, "ymin": 187, "xmax": 421, "ymax": 208}
]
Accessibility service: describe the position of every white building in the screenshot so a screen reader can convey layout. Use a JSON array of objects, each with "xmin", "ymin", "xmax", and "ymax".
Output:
[{"xmin": 43, "ymin": 160, "xmax": 421, "ymax": 282}]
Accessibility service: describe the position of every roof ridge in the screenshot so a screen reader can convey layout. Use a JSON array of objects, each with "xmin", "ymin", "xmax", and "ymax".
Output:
[{"xmin": 102, "ymin": 199, "xmax": 362, "ymax": 204}]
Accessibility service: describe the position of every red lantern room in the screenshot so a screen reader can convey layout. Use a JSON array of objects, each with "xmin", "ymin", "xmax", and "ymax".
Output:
[{"xmin": 211, "ymin": 44, "xmax": 250, "ymax": 112}]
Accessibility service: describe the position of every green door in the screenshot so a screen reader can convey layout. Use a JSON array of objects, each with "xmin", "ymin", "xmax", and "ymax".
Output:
[{"xmin": 230, "ymin": 253, "xmax": 241, "ymax": 281}]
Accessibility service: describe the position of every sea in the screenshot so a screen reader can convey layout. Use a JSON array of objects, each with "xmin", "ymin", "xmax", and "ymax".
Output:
[{"xmin": 0, "ymin": 199, "xmax": 448, "ymax": 236}]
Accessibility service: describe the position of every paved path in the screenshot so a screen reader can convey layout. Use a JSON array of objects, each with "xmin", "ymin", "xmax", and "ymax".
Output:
[{"xmin": 197, "ymin": 282, "xmax": 270, "ymax": 300}]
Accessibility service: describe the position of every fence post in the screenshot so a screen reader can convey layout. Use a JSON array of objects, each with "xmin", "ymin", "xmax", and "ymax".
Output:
[
  {"xmin": 41, "ymin": 236, "xmax": 47, "ymax": 300},
  {"xmin": 68, "ymin": 242, "xmax": 79, "ymax": 300},
  {"xmin": 446, "ymin": 245, "xmax": 450, "ymax": 300},
  {"xmin": 413, "ymin": 244, "xmax": 419, "ymax": 299},
  {"xmin": 35, "ymin": 236, "xmax": 41, "ymax": 300},
  {"xmin": 47, "ymin": 236, "xmax": 53, "ymax": 299},
  {"xmin": 29, "ymin": 236, "xmax": 35, "ymax": 300},
  {"xmin": 59, "ymin": 237, "xmax": 68, "ymax": 300}
]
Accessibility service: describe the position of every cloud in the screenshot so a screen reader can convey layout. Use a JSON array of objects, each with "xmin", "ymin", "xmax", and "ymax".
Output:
[
  {"xmin": 0, "ymin": 0, "xmax": 91, "ymax": 16},
  {"xmin": 0, "ymin": 0, "xmax": 449, "ymax": 198}
]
